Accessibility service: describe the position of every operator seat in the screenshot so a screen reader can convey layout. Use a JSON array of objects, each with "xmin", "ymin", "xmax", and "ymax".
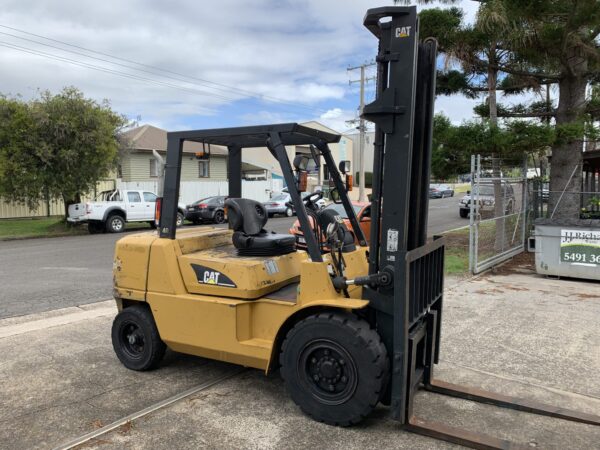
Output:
[
  {"xmin": 317, "ymin": 208, "xmax": 357, "ymax": 253},
  {"xmin": 225, "ymin": 198, "xmax": 296, "ymax": 256}
]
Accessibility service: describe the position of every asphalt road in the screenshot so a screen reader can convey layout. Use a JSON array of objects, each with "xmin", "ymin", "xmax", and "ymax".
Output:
[{"xmin": 0, "ymin": 196, "xmax": 465, "ymax": 319}]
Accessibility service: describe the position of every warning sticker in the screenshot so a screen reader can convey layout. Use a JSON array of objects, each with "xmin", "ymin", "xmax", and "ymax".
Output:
[
  {"xmin": 264, "ymin": 259, "xmax": 279, "ymax": 275},
  {"xmin": 387, "ymin": 229, "xmax": 399, "ymax": 252}
]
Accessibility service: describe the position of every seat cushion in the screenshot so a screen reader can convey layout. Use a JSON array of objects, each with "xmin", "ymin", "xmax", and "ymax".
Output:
[{"xmin": 232, "ymin": 231, "xmax": 296, "ymax": 256}]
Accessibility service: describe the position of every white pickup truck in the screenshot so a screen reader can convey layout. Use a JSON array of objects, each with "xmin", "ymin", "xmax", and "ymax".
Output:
[{"xmin": 67, "ymin": 189, "xmax": 187, "ymax": 234}]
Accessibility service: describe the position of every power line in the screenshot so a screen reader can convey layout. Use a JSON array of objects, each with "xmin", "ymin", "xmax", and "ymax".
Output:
[
  {"xmin": 0, "ymin": 41, "xmax": 336, "ymax": 120},
  {"xmin": 0, "ymin": 30, "xmax": 241, "ymax": 103},
  {"xmin": 0, "ymin": 24, "xmax": 329, "ymax": 116},
  {"xmin": 0, "ymin": 41, "xmax": 237, "ymax": 107}
]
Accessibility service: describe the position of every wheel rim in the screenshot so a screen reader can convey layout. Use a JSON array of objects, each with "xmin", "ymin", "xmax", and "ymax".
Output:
[
  {"xmin": 176, "ymin": 214, "xmax": 183, "ymax": 226},
  {"xmin": 298, "ymin": 339, "xmax": 358, "ymax": 405},
  {"xmin": 215, "ymin": 211, "xmax": 224, "ymax": 223},
  {"xmin": 119, "ymin": 320, "xmax": 145, "ymax": 360},
  {"xmin": 112, "ymin": 217, "xmax": 123, "ymax": 231},
  {"xmin": 286, "ymin": 208, "xmax": 293, "ymax": 217}
]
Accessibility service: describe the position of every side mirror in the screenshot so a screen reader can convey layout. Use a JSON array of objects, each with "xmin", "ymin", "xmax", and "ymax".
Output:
[
  {"xmin": 338, "ymin": 160, "xmax": 351, "ymax": 174},
  {"xmin": 293, "ymin": 154, "xmax": 310, "ymax": 172},
  {"xmin": 330, "ymin": 188, "xmax": 343, "ymax": 204}
]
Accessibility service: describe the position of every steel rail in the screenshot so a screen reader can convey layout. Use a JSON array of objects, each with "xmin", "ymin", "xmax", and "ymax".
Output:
[{"xmin": 53, "ymin": 367, "xmax": 246, "ymax": 450}]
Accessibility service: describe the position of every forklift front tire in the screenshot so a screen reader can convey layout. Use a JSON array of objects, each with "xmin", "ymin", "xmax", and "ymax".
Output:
[
  {"xmin": 112, "ymin": 305, "xmax": 166, "ymax": 371},
  {"xmin": 280, "ymin": 311, "xmax": 389, "ymax": 426}
]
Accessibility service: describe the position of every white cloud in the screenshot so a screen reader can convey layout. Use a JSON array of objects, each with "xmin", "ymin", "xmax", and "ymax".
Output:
[{"xmin": 319, "ymin": 108, "xmax": 358, "ymax": 133}]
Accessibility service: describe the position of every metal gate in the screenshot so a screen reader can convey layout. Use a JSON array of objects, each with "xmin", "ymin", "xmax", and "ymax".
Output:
[{"xmin": 469, "ymin": 155, "xmax": 528, "ymax": 274}]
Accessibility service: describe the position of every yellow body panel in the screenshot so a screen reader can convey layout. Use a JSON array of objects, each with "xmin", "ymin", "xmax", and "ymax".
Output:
[
  {"xmin": 112, "ymin": 231, "xmax": 157, "ymax": 300},
  {"xmin": 113, "ymin": 228, "xmax": 370, "ymax": 372}
]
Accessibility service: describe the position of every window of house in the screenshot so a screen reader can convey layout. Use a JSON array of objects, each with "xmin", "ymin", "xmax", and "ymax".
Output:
[
  {"xmin": 127, "ymin": 192, "xmax": 141, "ymax": 202},
  {"xmin": 150, "ymin": 159, "xmax": 159, "ymax": 178},
  {"xmin": 198, "ymin": 160, "xmax": 209, "ymax": 178}
]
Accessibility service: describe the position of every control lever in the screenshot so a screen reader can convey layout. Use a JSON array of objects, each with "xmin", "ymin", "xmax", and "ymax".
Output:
[{"xmin": 332, "ymin": 270, "xmax": 393, "ymax": 290}]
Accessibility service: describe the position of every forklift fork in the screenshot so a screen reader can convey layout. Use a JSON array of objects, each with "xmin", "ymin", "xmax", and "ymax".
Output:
[{"xmin": 403, "ymin": 310, "xmax": 600, "ymax": 450}]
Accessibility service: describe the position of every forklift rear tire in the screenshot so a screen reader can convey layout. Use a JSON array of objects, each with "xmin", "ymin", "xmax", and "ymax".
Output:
[
  {"xmin": 112, "ymin": 305, "xmax": 166, "ymax": 371},
  {"xmin": 280, "ymin": 311, "xmax": 389, "ymax": 426}
]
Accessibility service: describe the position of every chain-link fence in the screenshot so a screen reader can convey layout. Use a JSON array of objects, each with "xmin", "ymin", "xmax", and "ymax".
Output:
[
  {"xmin": 530, "ymin": 182, "xmax": 600, "ymax": 221},
  {"xmin": 468, "ymin": 155, "xmax": 528, "ymax": 274}
]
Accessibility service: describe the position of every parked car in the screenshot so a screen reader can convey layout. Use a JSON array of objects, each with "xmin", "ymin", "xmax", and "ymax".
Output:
[
  {"xmin": 429, "ymin": 184, "xmax": 454, "ymax": 198},
  {"xmin": 264, "ymin": 193, "xmax": 294, "ymax": 217},
  {"xmin": 458, "ymin": 182, "xmax": 515, "ymax": 218},
  {"xmin": 67, "ymin": 189, "xmax": 186, "ymax": 233},
  {"xmin": 186, "ymin": 196, "xmax": 227, "ymax": 224},
  {"xmin": 289, "ymin": 201, "xmax": 370, "ymax": 249}
]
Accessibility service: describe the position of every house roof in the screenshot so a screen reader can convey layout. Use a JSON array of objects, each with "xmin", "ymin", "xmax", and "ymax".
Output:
[{"xmin": 121, "ymin": 124, "xmax": 228, "ymax": 155}]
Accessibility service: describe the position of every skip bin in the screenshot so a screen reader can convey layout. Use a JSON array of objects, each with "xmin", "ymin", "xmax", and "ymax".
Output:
[{"xmin": 534, "ymin": 218, "xmax": 600, "ymax": 280}]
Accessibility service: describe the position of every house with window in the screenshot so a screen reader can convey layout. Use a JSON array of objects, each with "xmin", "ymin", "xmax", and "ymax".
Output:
[
  {"xmin": 118, "ymin": 124, "xmax": 275, "ymax": 204},
  {"xmin": 120, "ymin": 125, "xmax": 229, "ymax": 182}
]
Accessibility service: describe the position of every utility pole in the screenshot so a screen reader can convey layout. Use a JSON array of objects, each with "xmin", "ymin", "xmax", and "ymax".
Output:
[{"xmin": 347, "ymin": 62, "xmax": 375, "ymax": 202}]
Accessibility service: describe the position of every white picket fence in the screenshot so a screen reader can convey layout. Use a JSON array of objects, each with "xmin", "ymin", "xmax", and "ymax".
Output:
[{"xmin": 117, "ymin": 179, "xmax": 274, "ymax": 205}]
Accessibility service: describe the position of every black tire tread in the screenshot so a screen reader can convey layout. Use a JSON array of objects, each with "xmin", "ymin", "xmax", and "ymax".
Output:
[
  {"xmin": 112, "ymin": 305, "xmax": 166, "ymax": 371},
  {"xmin": 279, "ymin": 311, "xmax": 389, "ymax": 426}
]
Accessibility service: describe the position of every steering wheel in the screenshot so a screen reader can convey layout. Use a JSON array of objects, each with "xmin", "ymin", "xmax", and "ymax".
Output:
[{"xmin": 304, "ymin": 191, "xmax": 324, "ymax": 211}]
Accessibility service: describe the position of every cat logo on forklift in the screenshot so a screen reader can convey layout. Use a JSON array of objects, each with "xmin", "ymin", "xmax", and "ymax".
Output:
[
  {"xmin": 395, "ymin": 26, "xmax": 411, "ymax": 38},
  {"xmin": 191, "ymin": 264, "xmax": 237, "ymax": 288}
]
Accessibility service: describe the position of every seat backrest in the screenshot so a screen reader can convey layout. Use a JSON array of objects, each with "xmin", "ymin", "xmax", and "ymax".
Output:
[
  {"xmin": 225, "ymin": 198, "xmax": 268, "ymax": 235},
  {"xmin": 317, "ymin": 207, "xmax": 356, "ymax": 251}
]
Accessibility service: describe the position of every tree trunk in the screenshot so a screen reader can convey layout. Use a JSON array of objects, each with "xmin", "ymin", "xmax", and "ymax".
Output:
[
  {"xmin": 62, "ymin": 193, "xmax": 82, "ymax": 223},
  {"xmin": 549, "ymin": 47, "xmax": 588, "ymax": 219},
  {"xmin": 488, "ymin": 48, "xmax": 505, "ymax": 252}
]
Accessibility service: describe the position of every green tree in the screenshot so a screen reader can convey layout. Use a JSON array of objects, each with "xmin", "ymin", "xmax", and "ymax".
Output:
[
  {"xmin": 421, "ymin": 0, "xmax": 600, "ymax": 218},
  {"xmin": 0, "ymin": 87, "xmax": 127, "ymax": 215}
]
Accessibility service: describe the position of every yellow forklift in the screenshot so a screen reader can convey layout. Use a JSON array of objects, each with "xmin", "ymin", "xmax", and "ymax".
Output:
[{"xmin": 111, "ymin": 7, "xmax": 600, "ymax": 448}]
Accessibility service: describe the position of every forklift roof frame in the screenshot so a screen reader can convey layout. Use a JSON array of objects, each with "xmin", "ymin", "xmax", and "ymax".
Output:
[{"xmin": 158, "ymin": 123, "xmax": 366, "ymax": 262}]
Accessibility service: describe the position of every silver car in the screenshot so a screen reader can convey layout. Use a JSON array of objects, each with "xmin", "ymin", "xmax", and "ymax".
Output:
[{"xmin": 263, "ymin": 193, "xmax": 293, "ymax": 217}]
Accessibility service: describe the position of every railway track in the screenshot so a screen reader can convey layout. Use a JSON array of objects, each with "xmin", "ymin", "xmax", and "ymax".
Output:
[{"xmin": 53, "ymin": 367, "xmax": 246, "ymax": 450}]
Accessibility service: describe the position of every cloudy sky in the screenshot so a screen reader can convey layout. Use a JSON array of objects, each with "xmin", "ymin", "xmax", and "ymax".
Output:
[{"xmin": 0, "ymin": 0, "xmax": 480, "ymax": 133}]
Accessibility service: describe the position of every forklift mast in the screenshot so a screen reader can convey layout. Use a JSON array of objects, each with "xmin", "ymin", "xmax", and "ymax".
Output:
[{"xmin": 361, "ymin": 7, "xmax": 441, "ymax": 423}]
